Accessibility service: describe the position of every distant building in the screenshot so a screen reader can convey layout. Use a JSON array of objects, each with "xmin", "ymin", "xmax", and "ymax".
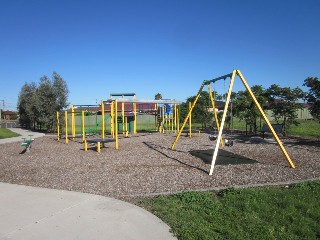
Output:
[
  {"xmin": 264, "ymin": 103, "xmax": 313, "ymax": 120},
  {"xmin": 2, "ymin": 110, "xmax": 18, "ymax": 120},
  {"xmin": 206, "ymin": 101, "xmax": 313, "ymax": 120}
]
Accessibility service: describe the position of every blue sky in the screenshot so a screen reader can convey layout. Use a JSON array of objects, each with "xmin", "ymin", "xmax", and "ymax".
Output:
[{"xmin": 1, "ymin": 0, "xmax": 319, "ymax": 110}]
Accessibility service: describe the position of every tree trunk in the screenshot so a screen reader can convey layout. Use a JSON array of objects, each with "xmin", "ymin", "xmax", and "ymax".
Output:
[{"xmin": 283, "ymin": 117, "xmax": 287, "ymax": 136}]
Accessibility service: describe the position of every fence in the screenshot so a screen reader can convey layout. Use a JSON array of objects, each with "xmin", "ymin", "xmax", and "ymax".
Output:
[{"xmin": 0, "ymin": 120, "xmax": 19, "ymax": 128}]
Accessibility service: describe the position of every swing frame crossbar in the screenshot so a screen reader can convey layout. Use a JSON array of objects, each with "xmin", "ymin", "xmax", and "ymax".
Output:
[
  {"xmin": 203, "ymin": 73, "xmax": 232, "ymax": 85},
  {"xmin": 171, "ymin": 69, "xmax": 296, "ymax": 175}
]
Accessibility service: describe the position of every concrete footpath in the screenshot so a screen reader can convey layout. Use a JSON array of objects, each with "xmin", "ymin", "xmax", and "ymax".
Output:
[
  {"xmin": 0, "ymin": 128, "xmax": 177, "ymax": 240},
  {"xmin": 0, "ymin": 128, "xmax": 45, "ymax": 144},
  {"xmin": 0, "ymin": 183, "xmax": 176, "ymax": 240}
]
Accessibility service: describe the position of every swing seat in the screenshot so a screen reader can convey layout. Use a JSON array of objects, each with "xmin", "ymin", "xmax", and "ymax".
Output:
[
  {"xmin": 209, "ymin": 135, "xmax": 217, "ymax": 141},
  {"xmin": 224, "ymin": 139, "xmax": 234, "ymax": 147}
]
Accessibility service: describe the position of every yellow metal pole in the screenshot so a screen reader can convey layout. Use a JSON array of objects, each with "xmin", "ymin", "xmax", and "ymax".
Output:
[
  {"xmin": 84, "ymin": 140, "xmax": 87, "ymax": 151},
  {"xmin": 208, "ymin": 85, "xmax": 224, "ymax": 147},
  {"xmin": 125, "ymin": 116, "xmax": 128, "ymax": 133},
  {"xmin": 71, "ymin": 105, "xmax": 75, "ymax": 140},
  {"xmin": 65, "ymin": 110, "xmax": 68, "ymax": 144},
  {"xmin": 133, "ymin": 95, "xmax": 137, "ymax": 134},
  {"xmin": 115, "ymin": 99, "xmax": 118, "ymax": 150},
  {"xmin": 82, "ymin": 111, "xmax": 85, "ymax": 141},
  {"xmin": 171, "ymin": 81, "xmax": 206, "ymax": 150},
  {"xmin": 56, "ymin": 112, "xmax": 60, "ymax": 141},
  {"xmin": 164, "ymin": 105, "xmax": 167, "ymax": 132},
  {"xmin": 162, "ymin": 106, "xmax": 165, "ymax": 133},
  {"xmin": 73, "ymin": 105, "xmax": 76, "ymax": 140},
  {"xmin": 174, "ymin": 104, "xmax": 177, "ymax": 133},
  {"xmin": 177, "ymin": 107, "xmax": 180, "ymax": 132},
  {"xmin": 111, "ymin": 101, "xmax": 114, "ymax": 138},
  {"xmin": 122, "ymin": 95, "xmax": 125, "ymax": 134},
  {"xmin": 74, "ymin": 109, "xmax": 76, "ymax": 139},
  {"xmin": 209, "ymin": 70, "xmax": 236, "ymax": 175},
  {"xmin": 189, "ymin": 102, "xmax": 192, "ymax": 138},
  {"xmin": 97, "ymin": 142, "xmax": 101, "ymax": 153},
  {"xmin": 236, "ymin": 70, "xmax": 296, "ymax": 169},
  {"xmin": 101, "ymin": 101, "xmax": 105, "ymax": 139}
]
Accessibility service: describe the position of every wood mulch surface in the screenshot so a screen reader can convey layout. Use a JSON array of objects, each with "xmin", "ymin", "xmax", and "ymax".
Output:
[{"xmin": 0, "ymin": 132, "xmax": 319, "ymax": 202}]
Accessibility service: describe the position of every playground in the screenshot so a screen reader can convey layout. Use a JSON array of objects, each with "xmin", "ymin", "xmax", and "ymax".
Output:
[
  {"xmin": 0, "ymin": 130, "xmax": 319, "ymax": 200},
  {"xmin": 1, "ymin": 70, "xmax": 319, "ymax": 201}
]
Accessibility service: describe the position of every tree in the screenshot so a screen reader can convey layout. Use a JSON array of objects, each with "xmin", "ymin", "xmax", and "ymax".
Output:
[
  {"xmin": 303, "ymin": 77, "xmax": 320, "ymax": 121},
  {"xmin": 218, "ymin": 91, "xmax": 237, "ymax": 130},
  {"xmin": 17, "ymin": 82, "xmax": 37, "ymax": 128},
  {"xmin": 184, "ymin": 91, "xmax": 213, "ymax": 129},
  {"xmin": 233, "ymin": 85, "xmax": 267, "ymax": 133},
  {"xmin": 36, "ymin": 76, "xmax": 56, "ymax": 131},
  {"xmin": 265, "ymin": 84, "xmax": 305, "ymax": 136},
  {"xmin": 53, "ymin": 72, "xmax": 69, "ymax": 110},
  {"xmin": 179, "ymin": 90, "xmax": 237, "ymax": 130},
  {"xmin": 17, "ymin": 72, "xmax": 69, "ymax": 132},
  {"xmin": 178, "ymin": 102, "xmax": 189, "ymax": 123},
  {"xmin": 52, "ymin": 72, "xmax": 69, "ymax": 131},
  {"xmin": 154, "ymin": 93, "xmax": 162, "ymax": 100}
]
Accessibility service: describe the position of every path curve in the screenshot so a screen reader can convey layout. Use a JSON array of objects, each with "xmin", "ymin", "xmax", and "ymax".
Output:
[{"xmin": 0, "ymin": 182, "xmax": 176, "ymax": 240}]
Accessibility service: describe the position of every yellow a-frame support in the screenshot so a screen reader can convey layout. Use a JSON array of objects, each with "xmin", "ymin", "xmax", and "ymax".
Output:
[{"xmin": 171, "ymin": 69, "xmax": 296, "ymax": 175}]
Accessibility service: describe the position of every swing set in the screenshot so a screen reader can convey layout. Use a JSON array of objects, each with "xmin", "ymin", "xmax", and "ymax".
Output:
[{"xmin": 171, "ymin": 69, "xmax": 296, "ymax": 175}]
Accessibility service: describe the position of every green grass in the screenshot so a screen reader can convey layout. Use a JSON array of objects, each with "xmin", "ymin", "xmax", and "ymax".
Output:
[
  {"xmin": 61, "ymin": 119, "xmax": 320, "ymax": 138},
  {"xmin": 139, "ymin": 181, "xmax": 320, "ymax": 240},
  {"xmin": 226, "ymin": 119, "xmax": 320, "ymax": 138},
  {"xmin": 63, "ymin": 123, "xmax": 166, "ymax": 135},
  {"xmin": 288, "ymin": 120, "xmax": 320, "ymax": 138},
  {"xmin": 0, "ymin": 128, "xmax": 20, "ymax": 139}
]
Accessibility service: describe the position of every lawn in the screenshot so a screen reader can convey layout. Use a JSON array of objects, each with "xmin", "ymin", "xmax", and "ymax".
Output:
[
  {"xmin": 228, "ymin": 119, "xmax": 320, "ymax": 138},
  {"xmin": 60, "ymin": 114, "xmax": 320, "ymax": 138},
  {"xmin": 0, "ymin": 128, "xmax": 20, "ymax": 139},
  {"xmin": 288, "ymin": 120, "xmax": 320, "ymax": 138},
  {"xmin": 139, "ymin": 181, "xmax": 320, "ymax": 240}
]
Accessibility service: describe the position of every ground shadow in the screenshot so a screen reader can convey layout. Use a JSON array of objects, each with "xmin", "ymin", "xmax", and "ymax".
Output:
[
  {"xmin": 19, "ymin": 149, "xmax": 27, "ymax": 154},
  {"xmin": 142, "ymin": 141, "xmax": 208, "ymax": 174},
  {"xmin": 189, "ymin": 149, "xmax": 258, "ymax": 165},
  {"xmin": 225, "ymin": 131, "xmax": 320, "ymax": 149},
  {"xmin": 285, "ymin": 137, "xmax": 320, "ymax": 149}
]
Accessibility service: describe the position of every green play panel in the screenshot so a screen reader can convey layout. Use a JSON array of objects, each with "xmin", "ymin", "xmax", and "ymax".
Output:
[{"xmin": 190, "ymin": 149, "xmax": 258, "ymax": 165}]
